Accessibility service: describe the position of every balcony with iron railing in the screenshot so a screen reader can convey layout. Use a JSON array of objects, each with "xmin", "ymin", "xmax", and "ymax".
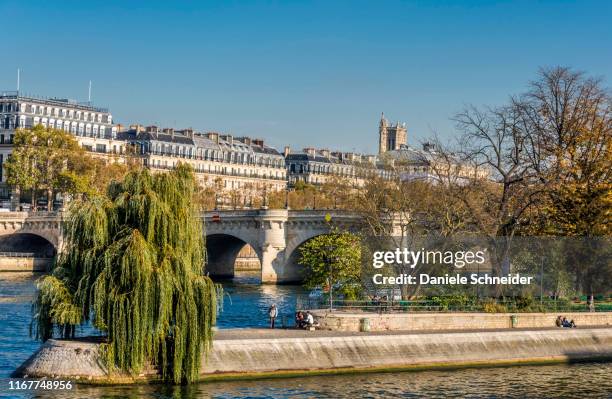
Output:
[
  {"xmin": 0, "ymin": 91, "xmax": 109, "ymax": 113},
  {"xmin": 146, "ymin": 150, "xmax": 285, "ymax": 169},
  {"xmin": 149, "ymin": 164, "xmax": 287, "ymax": 181}
]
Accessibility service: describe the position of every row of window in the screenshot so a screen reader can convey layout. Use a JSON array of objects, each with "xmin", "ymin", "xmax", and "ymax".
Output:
[
  {"xmin": 288, "ymin": 162, "xmax": 393, "ymax": 179},
  {"xmin": 146, "ymin": 159, "xmax": 285, "ymax": 180},
  {"xmin": 0, "ymin": 115, "xmax": 115, "ymax": 139},
  {"xmin": 0, "ymin": 102, "xmax": 111, "ymax": 124},
  {"xmin": 81, "ymin": 143, "xmax": 125, "ymax": 154},
  {"xmin": 144, "ymin": 143, "xmax": 284, "ymax": 168},
  {"xmin": 289, "ymin": 162, "xmax": 354, "ymax": 176}
]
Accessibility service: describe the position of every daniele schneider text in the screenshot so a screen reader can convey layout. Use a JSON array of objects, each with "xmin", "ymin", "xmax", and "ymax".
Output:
[{"xmin": 371, "ymin": 248, "xmax": 534, "ymax": 286}]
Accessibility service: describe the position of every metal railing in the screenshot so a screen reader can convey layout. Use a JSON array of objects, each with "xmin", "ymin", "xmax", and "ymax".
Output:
[
  {"xmin": 0, "ymin": 252, "xmax": 52, "ymax": 258},
  {"xmin": 297, "ymin": 297, "xmax": 612, "ymax": 313}
]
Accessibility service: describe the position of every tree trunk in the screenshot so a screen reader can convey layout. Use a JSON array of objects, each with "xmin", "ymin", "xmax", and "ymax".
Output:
[{"xmin": 31, "ymin": 189, "xmax": 36, "ymax": 211}]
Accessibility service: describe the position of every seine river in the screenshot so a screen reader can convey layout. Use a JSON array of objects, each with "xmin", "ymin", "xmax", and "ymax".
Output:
[{"xmin": 1, "ymin": 272, "xmax": 611, "ymax": 399}]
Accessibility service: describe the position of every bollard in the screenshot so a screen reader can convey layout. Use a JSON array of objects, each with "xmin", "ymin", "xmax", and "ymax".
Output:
[{"xmin": 359, "ymin": 318, "xmax": 370, "ymax": 332}]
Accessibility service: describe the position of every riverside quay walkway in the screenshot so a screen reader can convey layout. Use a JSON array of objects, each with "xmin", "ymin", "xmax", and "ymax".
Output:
[
  {"xmin": 0, "ymin": 209, "xmax": 376, "ymax": 283},
  {"xmin": 14, "ymin": 326, "xmax": 612, "ymax": 383}
]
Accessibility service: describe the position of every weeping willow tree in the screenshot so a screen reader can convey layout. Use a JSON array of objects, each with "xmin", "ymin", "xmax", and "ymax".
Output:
[{"xmin": 32, "ymin": 164, "xmax": 217, "ymax": 384}]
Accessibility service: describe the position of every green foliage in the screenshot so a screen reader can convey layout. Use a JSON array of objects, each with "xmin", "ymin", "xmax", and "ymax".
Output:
[
  {"xmin": 32, "ymin": 164, "xmax": 216, "ymax": 384},
  {"xmin": 514, "ymin": 295, "xmax": 534, "ymax": 311},
  {"xmin": 298, "ymin": 228, "xmax": 362, "ymax": 294},
  {"xmin": 4, "ymin": 129, "xmax": 40, "ymax": 192},
  {"xmin": 430, "ymin": 294, "xmax": 475, "ymax": 311},
  {"xmin": 5, "ymin": 126, "xmax": 85, "ymax": 207},
  {"xmin": 482, "ymin": 299, "xmax": 508, "ymax": 313},
  {"xmin": 5, "ymin": 126, "xmax": 131, "ymax": 204}
]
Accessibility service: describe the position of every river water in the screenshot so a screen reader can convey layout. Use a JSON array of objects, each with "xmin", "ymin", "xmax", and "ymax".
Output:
[{"xmin": 1, "ymin": 272, "xmax": 610, "ymax": 399}]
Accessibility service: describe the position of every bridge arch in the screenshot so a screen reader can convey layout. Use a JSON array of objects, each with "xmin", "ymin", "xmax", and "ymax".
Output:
[
  {"xmin": 282, "ymin": 231, "xmax": 338, "ymax": 283},
  {"xmin": 0, "ymin": 233, "xmax": 57, "ymax": 256},
  {"xmin": 204, "ymin": 233, "xmax": 262, "ymax": 279},
  {"xmin": 285, "ymin": 230, "xmax": 330, "ymax": 263}
]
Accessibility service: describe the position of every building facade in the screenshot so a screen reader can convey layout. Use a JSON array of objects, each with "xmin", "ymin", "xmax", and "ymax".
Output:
[
  {"xmin": 385, "ymin": 142, "xmax": 489, "ymax": 183},
  {"xmin": 121, "ymin": 125, "xmax": 287, "ymax": 198},
  {"xmin": 0, "ymin": 91, "xmax": 122, "ymax": 199},
  {"xmin": 378, "ymin": 113, "xmax": 407, "ymax": 154},
  {"xmin": 1, "ymin": 89, "xmax": 478, "ymax": 208},
  {"xmin": 285, "ymin": 147, "xmax": 394, "ymax": 187}
]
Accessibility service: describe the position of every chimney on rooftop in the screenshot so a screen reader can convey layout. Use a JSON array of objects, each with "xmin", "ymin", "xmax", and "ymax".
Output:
[
  {"xmin": 423, "ymin": 142, "xmax": 437, "ymax": 152},
  {"xmin": 130, "ymin": 124, "xmax": 145, "ymax": 133},
  {"xmin": 207, "ymin": 132, "xmax": 219, "ymax": 143},
  {"xmin": 284, "ymin": 146, "xmax": 291, "ymax": 157},
  {"xmin": 320, "ymin": 149, "xmax": 330, "ymax": 157},
  {"xmin": 304, "ymin": 147, "xmax": 316, "ymax": 156},
  {"xmin": 253, "ymin": 138, "xmax": 264, "ymax": 147}
]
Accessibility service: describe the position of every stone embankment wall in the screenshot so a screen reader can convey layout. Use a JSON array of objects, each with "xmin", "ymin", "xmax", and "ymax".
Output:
[
  {"xmin": 312, "ymin": 311, "xmax": 612, "ymax": 332},
  {"xmin": 14, "ymin": 328, "xmax": 612, "ymax": 383},
  {"xmin": 0, "ymin": 256, "xmax": 51, "ymax": 272}
]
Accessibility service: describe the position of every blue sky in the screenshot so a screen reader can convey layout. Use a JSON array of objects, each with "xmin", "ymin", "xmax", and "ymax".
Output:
[{"xmin": 1, "ymin": 1, "xmax": 610, "ymax": 153}]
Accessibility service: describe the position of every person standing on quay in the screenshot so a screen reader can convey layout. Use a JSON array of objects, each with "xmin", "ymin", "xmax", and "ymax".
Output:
[{"xmin": 268, "ymin": 304, "xmax": 278, "ymax": 328}]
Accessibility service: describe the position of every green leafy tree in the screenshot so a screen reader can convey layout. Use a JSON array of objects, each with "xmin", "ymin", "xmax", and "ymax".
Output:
[
  {"xmin": 4, "ymin": 129, "xmax": 40, "ymax": 206},
  {"xmin": 5, "ymin": 126, "xmax": 85, "ymax": 210},
  {"xmin": 298, "ymin": 228, "xmax": 362, "ymax": 299},
  {"xmin": 6, "ymin": 126, "xmax": 134, "ymax": 206},
  {"xmin": 32, "ymin": 164, "xmax": 217, "ymax": 384}
]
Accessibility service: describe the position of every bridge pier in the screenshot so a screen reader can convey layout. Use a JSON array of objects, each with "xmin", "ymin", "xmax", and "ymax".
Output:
[{"xmin": 258, "ymin": 209, "xmax": 292, "ymax": 284}]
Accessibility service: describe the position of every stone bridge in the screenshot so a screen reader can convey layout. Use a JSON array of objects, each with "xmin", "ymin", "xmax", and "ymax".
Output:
[
  {"xmin": 0, "ymin": 212, "xmax": 64, "ymax": 250},
  {"xmin": 205, "ymin": 209, "xmax": 364, "ymax": 283},
  {"xmin": 0, "ymin": 210, "xmax": 366, "ymax": 283}
]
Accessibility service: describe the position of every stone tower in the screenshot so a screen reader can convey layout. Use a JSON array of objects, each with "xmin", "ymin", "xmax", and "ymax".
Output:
[{"xmin": 378, "ymin": 113, "xmax": 407, "ymax": 154}]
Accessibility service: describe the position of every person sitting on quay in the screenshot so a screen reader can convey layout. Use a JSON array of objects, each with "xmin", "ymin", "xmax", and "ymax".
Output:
[
  {"xmin": 305, "ymin": 311, "xmax": 315, "ymax": 329},
  {"xmin": 556, "ymin": 316, "xmax": 563, "ymax": 327},
  {"xmin": 295, "ymin": 311, "xmax": 307, "ymax": 329},
  {"xmin": 562, "ymin": 317, "xmax": 576, "ymax": 328}
]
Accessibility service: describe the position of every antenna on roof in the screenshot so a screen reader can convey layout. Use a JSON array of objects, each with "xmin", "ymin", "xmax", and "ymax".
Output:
[
  {"xmin": 17, "ymin": 68, "xmax": 20, "ymax": 91},
  {"xmin": 88, "ymin": 80, "xmax": 92, "ymax": 103}
]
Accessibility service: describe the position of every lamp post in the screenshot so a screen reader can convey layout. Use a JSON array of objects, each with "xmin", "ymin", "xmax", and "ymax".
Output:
[
  {"xmin": 540, "ymin": 255, "xmax": 544, "ymax": 305},
  {"xmin": 325, "ymin": 244, "xmax": 335, "ymax": 311},
  {"xmin": 285, "ymin": 184, "xmax": 290, "ymax": 209}
]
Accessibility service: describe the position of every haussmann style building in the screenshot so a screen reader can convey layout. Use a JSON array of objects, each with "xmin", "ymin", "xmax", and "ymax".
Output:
[
  {"xmin": 0, "ymin": 90, "xmax": 126, "ymax": 204},
  {"xmin": 120, "ymin": 125, "xmax": 287, "ymax": 200}
]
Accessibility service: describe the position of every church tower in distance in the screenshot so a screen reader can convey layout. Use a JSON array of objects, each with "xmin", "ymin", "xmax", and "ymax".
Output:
[{"xmin": 378, "ymin": 112, "xmax": 407, "ymax": 154}]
